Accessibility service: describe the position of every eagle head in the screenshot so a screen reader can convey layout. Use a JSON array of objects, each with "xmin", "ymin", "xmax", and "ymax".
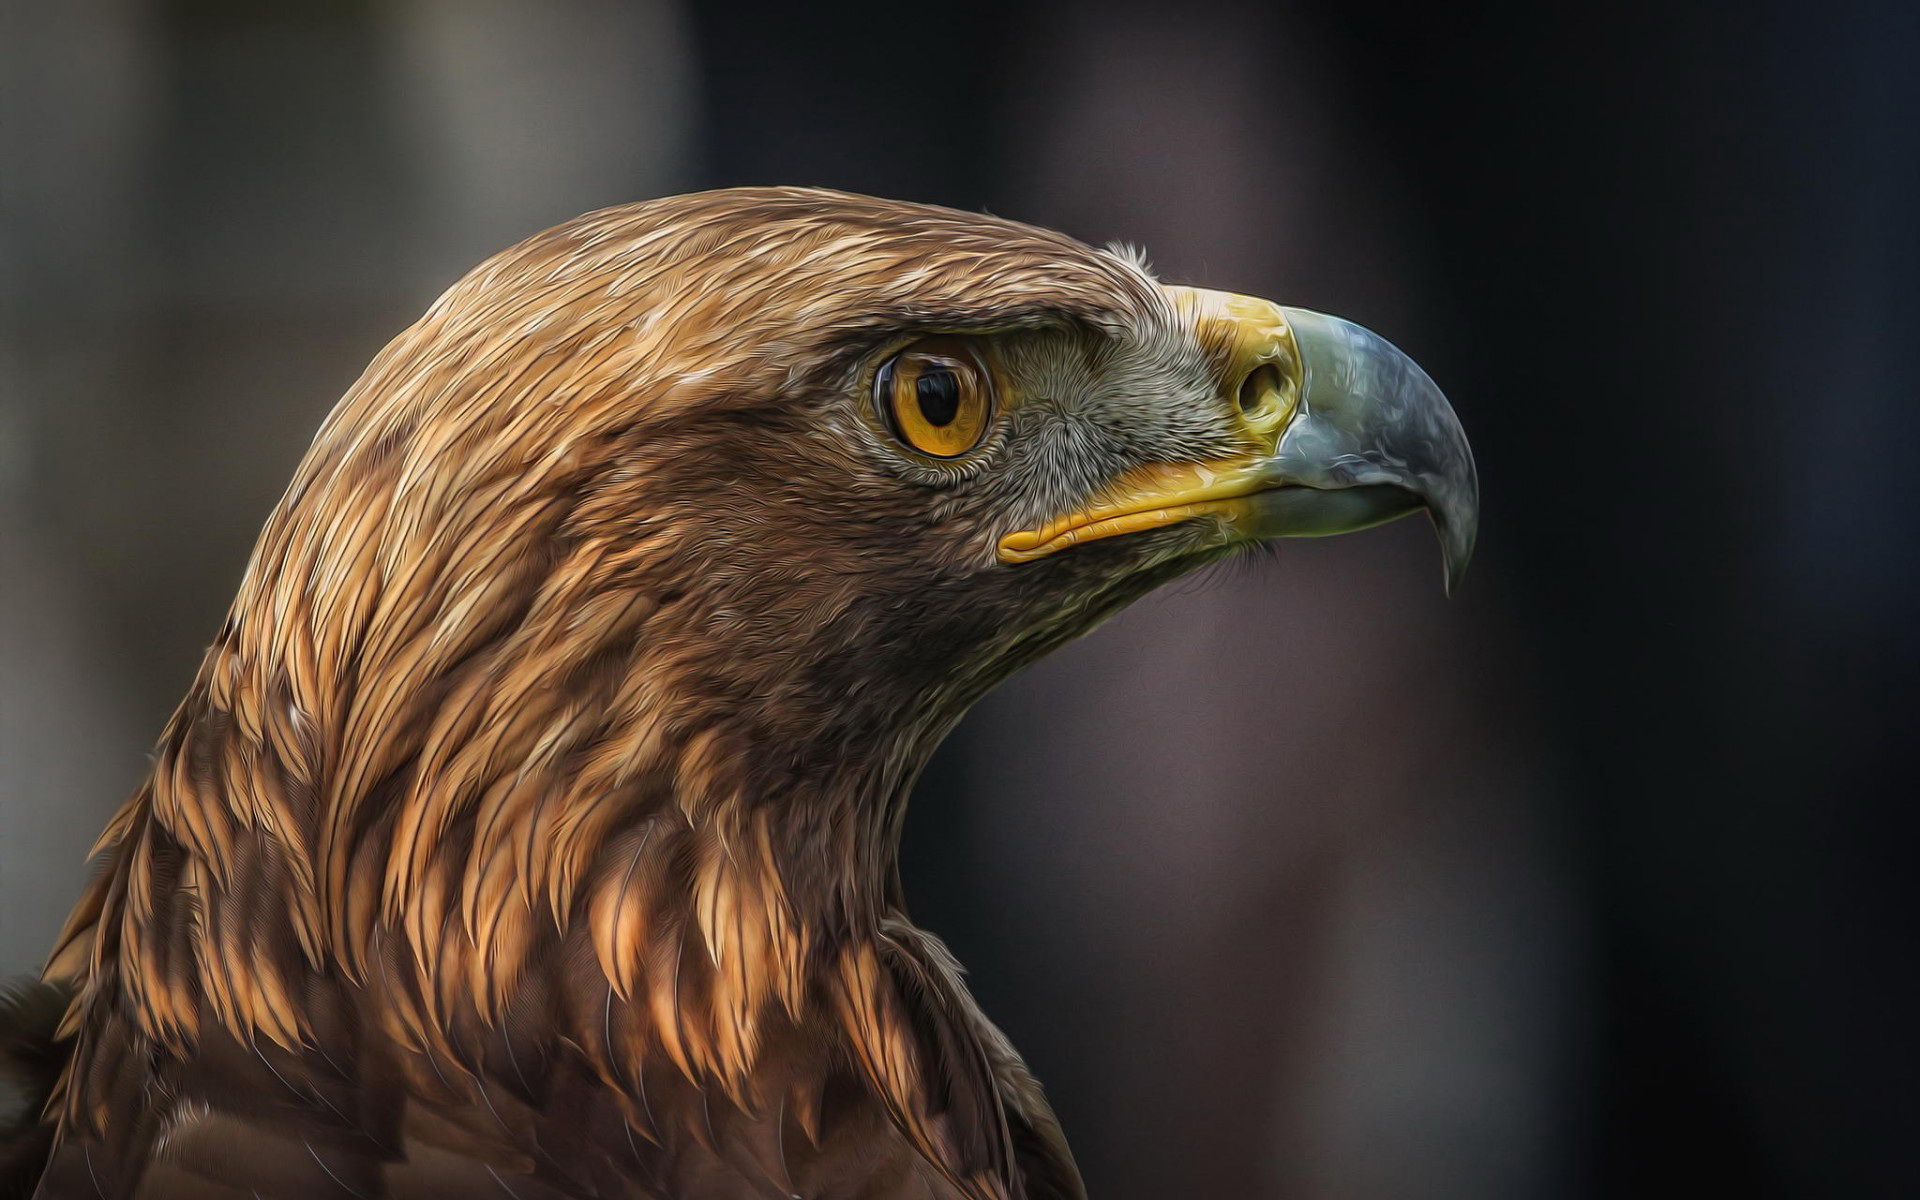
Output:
[
  {"xmin": 283, "ymin": 188, "xmax": 1472, "ymax": 823},
  {"xmin": 34, "ymin": 188, "xmax": 1476, "ymax": 1200}
]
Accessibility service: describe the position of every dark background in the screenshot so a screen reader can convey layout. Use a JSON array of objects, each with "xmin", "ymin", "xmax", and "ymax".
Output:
[{"xmin": 4, "ymin": 2, "xmax": 1916, "ymax": 1196}]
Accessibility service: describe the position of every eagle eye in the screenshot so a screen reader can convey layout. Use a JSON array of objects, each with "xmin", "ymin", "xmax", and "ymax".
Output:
[{"xmin": 875, "ymin": 338, "xmax": 993, "ymax": 459}]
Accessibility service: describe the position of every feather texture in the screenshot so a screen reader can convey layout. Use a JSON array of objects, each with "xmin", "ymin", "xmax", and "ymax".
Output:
[{"xmin": 4, "ymin": 186, "xmax": 1237, "ymax": 1198}]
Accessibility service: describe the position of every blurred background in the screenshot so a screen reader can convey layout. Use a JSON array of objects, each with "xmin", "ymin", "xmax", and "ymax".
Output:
[{"xmin": 4, "ymin": 1, "xmax": 1916, "ymax": 1196}]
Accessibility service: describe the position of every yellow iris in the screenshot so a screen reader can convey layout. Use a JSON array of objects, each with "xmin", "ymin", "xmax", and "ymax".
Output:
[{"xmin": 876, "ymin": 338, "xmax": 993, "ymax": 459}]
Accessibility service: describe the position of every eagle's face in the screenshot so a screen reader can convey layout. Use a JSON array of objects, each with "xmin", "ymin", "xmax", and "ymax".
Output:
[
  {"xmin": 189, "ymin": 185, "xmax": 1473, "ymax": 961},
  {"xmin": 33, "ymin": 189, "xmax": 1477, "ymax": 1199},
  {"xmin": 452, "ymin": 190, "xmax": 1476, "ymax": 795}
]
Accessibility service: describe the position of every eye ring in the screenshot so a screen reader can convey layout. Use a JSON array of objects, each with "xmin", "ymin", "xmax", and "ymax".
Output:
[{"xmin": 874, "ymin": 337, "xmax": 995, "ymax": 460}]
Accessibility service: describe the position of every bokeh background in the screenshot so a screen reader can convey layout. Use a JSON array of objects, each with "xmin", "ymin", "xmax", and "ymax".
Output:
[{"xmin": 4, "ymin": 2, "xmax": 1917, "ymax": 1196}]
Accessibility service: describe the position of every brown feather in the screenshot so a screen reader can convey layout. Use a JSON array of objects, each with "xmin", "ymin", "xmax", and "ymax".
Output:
[{"xmin": 16, "ymin": 187, "xmax": 1186, "ymax": 1197}]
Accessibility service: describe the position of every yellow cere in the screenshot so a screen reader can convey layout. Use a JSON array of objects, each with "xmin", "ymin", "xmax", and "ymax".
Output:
[{"xmin": 1000, "ymin": 290, "xmax": 1310, "ymax": 564}]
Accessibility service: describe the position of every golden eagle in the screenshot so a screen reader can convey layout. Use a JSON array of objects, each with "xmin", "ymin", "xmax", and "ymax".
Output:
[{"xmin": 1, "ymin": 189, "xmax": 1475, "ymax": 1199}]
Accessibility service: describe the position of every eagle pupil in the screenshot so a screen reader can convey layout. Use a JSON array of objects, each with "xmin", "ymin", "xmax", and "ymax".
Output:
[{"xmin": 915, "ymin": 366, "xmax": 962, "ymax": 427}]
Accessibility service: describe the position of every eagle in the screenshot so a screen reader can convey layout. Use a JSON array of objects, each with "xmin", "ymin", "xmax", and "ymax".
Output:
[{"xmin": 1, "ymin": 188, "xmax": 1475, "ymax": 1199}]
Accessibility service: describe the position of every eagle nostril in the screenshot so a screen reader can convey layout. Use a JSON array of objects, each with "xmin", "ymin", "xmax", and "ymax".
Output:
[{"xmin": 1237, "ymin": 362, "xmax": 1284, "ymax": 418}]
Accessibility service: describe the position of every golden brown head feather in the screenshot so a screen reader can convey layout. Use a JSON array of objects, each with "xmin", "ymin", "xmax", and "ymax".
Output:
[
  {"xmin": 29, "ymin": 188, "xmax": 1290, "ymax": 1199},
  {"xmin": 6, "ymin": 167, "xmax": 1485, "ymax": 1195}
]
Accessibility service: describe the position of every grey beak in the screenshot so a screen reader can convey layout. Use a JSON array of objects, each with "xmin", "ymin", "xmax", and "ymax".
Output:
[{"xmin": 1248, "ymin": 308, "xmax": 1480, "ymax": 594}]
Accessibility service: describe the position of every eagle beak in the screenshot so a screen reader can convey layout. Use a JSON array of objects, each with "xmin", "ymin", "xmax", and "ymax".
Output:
[{"xmin": 997, "ymin": 289, "xmax": 1480, "ymax": 595}]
